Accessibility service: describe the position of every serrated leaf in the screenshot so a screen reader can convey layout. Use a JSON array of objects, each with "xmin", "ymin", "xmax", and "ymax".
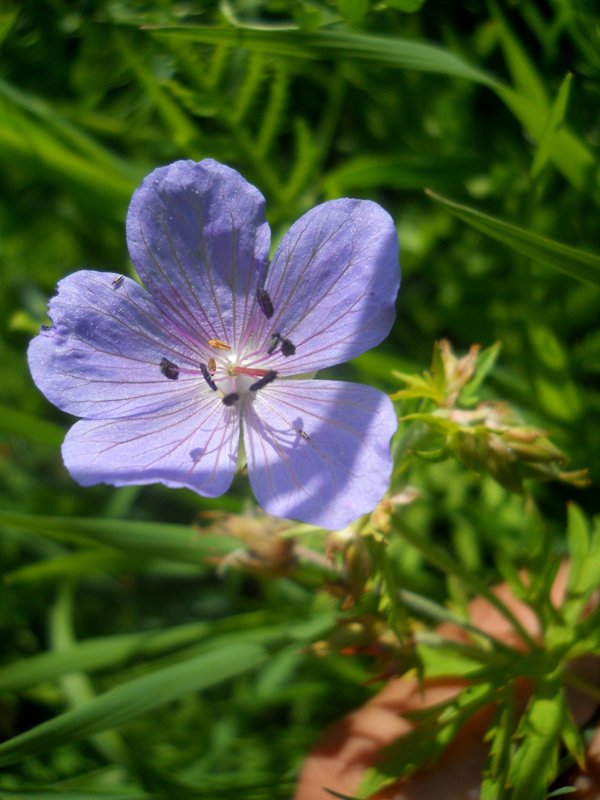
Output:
[
  {"xmin": 427, "ymin": 191, "xmax": 600, "ymax": 286},
  {"xmin": 508, "ymin": 682, "xmax": 564, "ymax": 800},
  {"xmin": 560, "ymin": 703, "xmax": 586, "ymax": 770},
  {"xmin": 0, "ymin": 641, "xmax": 266, "ymax": 766},
  {"xmin": 358, "ymin": 682, "xmax": 495, "ymax": 797}
]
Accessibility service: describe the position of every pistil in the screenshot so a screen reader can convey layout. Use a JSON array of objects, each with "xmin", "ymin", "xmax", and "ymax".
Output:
[{"xmin": 229, "ymin": 365, "xmax": 272, "ymax": 378}]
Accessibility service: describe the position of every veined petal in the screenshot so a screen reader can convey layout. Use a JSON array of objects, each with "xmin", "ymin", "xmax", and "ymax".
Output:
[
  {"xmin": 243, "ymin": 380, "xmax": 397, "ymax": 528},
  {"xmin": 126, "ymin": 159, "xmax": 270, "ymax": 350},
  {"xmin": 28, "ymin": 270, "xmax": 208, "ymax": 420},
  {"xmin": 62, "ymin": 393, "xmax": 240, "ymax": 497},
  {"xmin": 253, "ymin": 199, "xmax": 399, "ymax": 375}
]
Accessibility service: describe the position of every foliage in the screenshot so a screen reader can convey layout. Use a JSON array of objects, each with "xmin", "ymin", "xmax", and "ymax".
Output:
[{"xmin": 1, "ymin": 1, "xmax": 599, "ymax": 798}]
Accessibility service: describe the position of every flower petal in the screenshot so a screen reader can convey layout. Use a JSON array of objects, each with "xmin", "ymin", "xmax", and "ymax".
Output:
[
  {"xmin": 126, "ymin": 159, "xmax": 270, "ymax": 350},
  {"xmin": 28, "ymin": 270, "xmax": 209, "ymax": 420},
  {"xmin": 62, "ymin": 394, "xmax": 240, "ymax": 497},
  {"xmin": 243, "ymin": 380, "xmax": 397, "ymax": 528},
  {"xmin": 253, "ymin": 199, "xmax": 399, "ymax": 375}
]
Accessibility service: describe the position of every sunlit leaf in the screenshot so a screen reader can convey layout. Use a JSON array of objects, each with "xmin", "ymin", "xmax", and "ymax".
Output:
[{"xmin": 427, "ymin": 191, "xmax": 600, "ymax": 286}]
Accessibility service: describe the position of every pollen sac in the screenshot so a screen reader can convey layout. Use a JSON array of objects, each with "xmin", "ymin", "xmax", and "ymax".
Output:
[
  {"xmin": 222, "ymin": 392, "xmax": 240, "ymax": 406},
  {"xmin": 257, "ymin": 287, "xmax": 274, "ymax": 319},
  {"xmin": 267, "ymin": 332, "xmax": 281, "ymax": 355},
  {"xmin": 281, "ymin": 338, "xmax": 296, "ymax": 357},
  {"xmin": 207, "ymin": 357, "xmax": 217, "ymax": 373},
  {"xmin": 250, "ymin": 371, "xmax": 278, "ymax": 392},
  {"xmin": 160, "ymin": 357, "xmax": 179, "ymax": 380},
  {"xmin": 208, "ymin": 338, "xmax": 231, "ymax": 351},
  {"xmin": 200, "ymin": 362, "xmax": 218, "ymax": 391}
]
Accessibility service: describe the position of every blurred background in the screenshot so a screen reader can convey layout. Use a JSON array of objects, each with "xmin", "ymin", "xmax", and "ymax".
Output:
[{"xmin": 1, "ymin": 1, "xmax": 599, "ymax": 798}]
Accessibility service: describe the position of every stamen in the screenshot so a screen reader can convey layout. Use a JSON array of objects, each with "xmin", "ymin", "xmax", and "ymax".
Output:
[
  {"xmin": 249, "ymin": 371, "xmax": 278, "ymax": 392},
  {"xmin": 281, "ymin": 338, "xmax": 296, "ymax": 357},
  {"xmin": 207, "ymin": 357, "xmax": 217, "ymax": 373},
  {"xmin": 200, "ymin": 362, "xmax": 218, "ymax": 391},
  {"xmin": 160, "ymin": 357, "xmax": 179, "ymax": 380},
  {"xmin": 208, "ymin": 338, "xmax": 231, "ymax": 351},
  {"xmin": 257, "ymin": 287, "xmax": 274, "ymax": 319},
  {"xmin": 111, "ymin": 275, "xmax": 124, "ymax": 288},
  {"xmin": 222, "ymin": 392, "xmax": 240, "ymax": 406},
  {"xmin": 267, "ymin": 332, "xmax": 281, "ymax": 355}
]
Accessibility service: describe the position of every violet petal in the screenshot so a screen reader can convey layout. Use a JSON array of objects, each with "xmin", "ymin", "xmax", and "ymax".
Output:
[
  {"xmin": 126, "ymin": 159, "xmax": 270, "ymax": 351},
  {"xmin": 243, "ymin": 379, "xmax": 397, "ymax": 528},
  {"xmin": 255, "ymin": 199, "xmax": 399, "ymax": 375},
  {"xmin": 28, "ymin": 271, "xmax": 207, "ymax": 420},
  {"xmin": 62, "ymin": 395, "xmax": 240, "ymax": 497}
]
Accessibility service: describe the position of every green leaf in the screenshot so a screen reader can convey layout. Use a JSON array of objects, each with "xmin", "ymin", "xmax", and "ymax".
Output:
[
  {"xmin": 0, "ymin": 404, "xmax": 64, "ymax": 446},
  {"xmin": 525, "ymin": 323, "xmax": 583, "ymax": 422},
  {"xmin": 113, "ymin": 30, "xmax": 200, "ymax": 152},
  {"xmin": 427, "ymin": 191, "xmax": 600, "ymax": 286},
  {"xmin": 385, "ymin": 0, "xmax": 426, "ymax": 11},
  {"xmin": 480, "ymin": 691, "xmax": 515, "ymax": 800},
  {"xmin": 147, "ymin": 27, "xmax": 497, "ymax": 86},
  {"xmin": 0, "ymin": 511, "xmax": 237, "ymax": 564},
  {"xmin": 496, "ymin": 85, "xmax": 599, "ymax": 204},
  {"xmin": 565, "ymin": 503, "xmax": 590, "ymax": 600},
  {"xmin": 359, "ymin": 682, "xmax": 495, "ymax": 797},
  {"xmin": 0, "ymin": 641, "xmax": 266, "ymax": 766},
  {"xmin": 459, "ymin": 341, "xmax": 502, "ymax": 406},
  {"xmin": 0, "ymin": 793, "xmax": 149, "ymax": 800},
  {"xmin": 336, "ymin": 0, "xmax": 368, "ymax": 24},
  {"xmin": 490, "ymin": 1, "xmax": 548, "ymax": 110},
  {"xmin": 508, "ymin": 681, "xmax": 564, "ymax": 800},
  {"xmin": 321, "ymin": 153, "xmax": 485, "ymax": 195},
  {"xmin": 4, "ymin": 549, "xmax": 131, "ymax": 586},
  {"xmin": 531, "ymin": 73, "xmax": 573, "ymax": 180}
]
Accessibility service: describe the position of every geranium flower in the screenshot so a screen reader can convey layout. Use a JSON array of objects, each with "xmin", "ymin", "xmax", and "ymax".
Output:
[{"xmin": 28, "ymin": 160, "xmax": 399, "ymax": 528}]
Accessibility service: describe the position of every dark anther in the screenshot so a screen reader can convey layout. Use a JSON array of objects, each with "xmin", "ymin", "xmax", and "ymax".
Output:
[
  {"xmin": 281, "ymin": 338, "xmax": 296, "ymax": 357},
  {"xmin": 267, "ymin": 332, "xmax": 281, "ymax": 355},
  {"xmin": 200, "ymin": 362, "xmax": 218, "ymax": 391},
  {"xmin": 222, "ymin": 392, "xmax": 240, "ymax": 406},
  {"xmin": 249, "ymin": 371, "xmax": 278, "ymax": 392},
  {"xmin": 160, "ymin": 357, "xmax": 179, "ymax": 380},
  {"xmin": 257, "ymin": 287, "xmax": 274, "ymax": 319}
]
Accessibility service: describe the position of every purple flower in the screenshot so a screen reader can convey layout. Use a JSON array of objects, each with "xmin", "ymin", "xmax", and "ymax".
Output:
[{"xmin": 28, "ymin": 160, "xmax": 399, "ymax": 529}]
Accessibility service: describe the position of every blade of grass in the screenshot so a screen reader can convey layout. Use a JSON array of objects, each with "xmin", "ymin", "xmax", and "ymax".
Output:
[
  {"xmin": 427, "ymin": 190, "xmax": 600, "ymax": 286},
  {"xmin": 0, "ymin": 641, "xmax": 266, "ymax": 766},
  {"xmin": 0, "ymin": 511, "xmax": 237, "ymax": 564},
  {"xmin": 147, "ymin": 26, "xmax": 498, "ymax": 86}
]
